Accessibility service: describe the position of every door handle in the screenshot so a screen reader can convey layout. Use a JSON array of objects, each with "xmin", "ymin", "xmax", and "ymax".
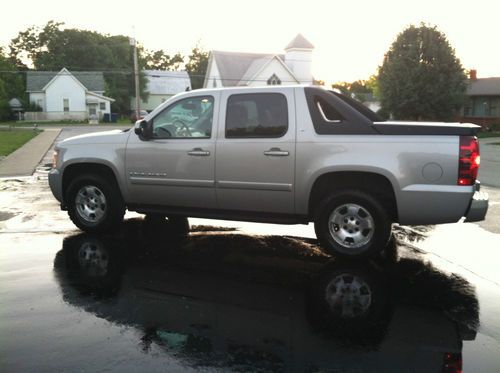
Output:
[
  {"xmin": 264, "ymin": 147, "xmax": 289, "ymax": 157},
  {"xmin": 188, "ymin": 148, "xmax": 210, "ymax": 156}
]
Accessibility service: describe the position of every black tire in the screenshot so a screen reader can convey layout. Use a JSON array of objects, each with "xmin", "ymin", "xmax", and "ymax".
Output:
[
  {"xmin": 66, "ymin": 174, "xmax": 125, "ymax": 233},
  {"xmin": 314, "ymin": 190, "xmax": 392, "ymax": 259}
]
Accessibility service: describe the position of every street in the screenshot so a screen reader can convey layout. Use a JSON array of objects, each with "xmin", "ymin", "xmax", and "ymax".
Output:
[{"xmin": 0, "ymin": 127, "xmax": 499, "ymax": 372}]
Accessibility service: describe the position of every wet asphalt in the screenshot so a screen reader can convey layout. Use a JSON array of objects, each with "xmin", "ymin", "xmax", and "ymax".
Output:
[{"xmin": 0, "ymin": 128, "xmax": 499, "ymax": 372}]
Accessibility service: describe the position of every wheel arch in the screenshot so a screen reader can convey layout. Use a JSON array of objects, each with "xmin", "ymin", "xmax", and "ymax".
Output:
[
  {"xmin": 308, "ymin": 171, "xmax": 398, "ymax": 222},
  {"xmin": 61, "ymin": 162, "xmax": 124, "ymax": 208}
]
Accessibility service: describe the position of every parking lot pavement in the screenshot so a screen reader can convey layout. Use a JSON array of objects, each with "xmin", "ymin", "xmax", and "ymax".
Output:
[{"xmin": 479, "ymin": 137, "xmax": 500, "ymax": 188}]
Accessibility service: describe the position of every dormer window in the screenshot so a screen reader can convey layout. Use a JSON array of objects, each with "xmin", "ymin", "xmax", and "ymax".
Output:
[{"xmin": 267, "ymin": 74, "xmax": 281, "ymax": 85}]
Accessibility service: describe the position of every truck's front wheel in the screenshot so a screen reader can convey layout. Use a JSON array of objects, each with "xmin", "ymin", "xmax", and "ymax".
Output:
[
  {"xmin": 314, "ymin": 190, "xmax": 392, "ymax": 258},
  {"xmin": 66, "ymin": 174, "xmax": 125, "ymax": 233}
]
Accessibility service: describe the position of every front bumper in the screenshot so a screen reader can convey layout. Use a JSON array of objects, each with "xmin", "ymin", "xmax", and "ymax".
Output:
[
  {"xmin": 48, "ymin": 168, "xmax": 63, "ymax": 204},
  {"xmin": 464, "ymin": 182, "xmax": 489, "ymax": 222}
]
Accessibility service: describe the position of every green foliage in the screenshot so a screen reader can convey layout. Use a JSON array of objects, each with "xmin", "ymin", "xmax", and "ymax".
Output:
[
  {"xmin": 0, "ymin": 49, "xmax": 25, "ymax": 121},
  {"xmin": 9, "ymin": 21, "xmax": 149, "ymax": 115},
  {"xmin": 332, "ymin": 79, "xmax": 372, "ymax": 98},
  {"xmin": 185, "ymin": 43, "xmax": 209, "ymax": 89},
  {"xmin": 143, "ymin": 49, "xmax": 184, "ymax": 71},
  {"xmin": 378, "ymin": 24, "xmax": 467, "ymax": 121}
]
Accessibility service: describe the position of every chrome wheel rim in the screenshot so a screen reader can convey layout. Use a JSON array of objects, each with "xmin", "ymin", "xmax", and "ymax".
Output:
[
  {"xmin": 75, "ymin": 185, "xmax": 107, "ymax": 223},
  {"xmin": 328, "ymin": 203, "xmax": 374, "ymax": 250},
  {"xmin": 78, "ymin": 240, "xmax": 109, "ymax": 277},
  {"xmin": 325, "ymin": 273, "xmax": 372, "ymax": 318}
]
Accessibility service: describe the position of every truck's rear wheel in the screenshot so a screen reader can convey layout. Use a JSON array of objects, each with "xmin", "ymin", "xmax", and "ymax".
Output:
[
  {"xmin": 314, "ymin": 190, "xmax": 391, "ymax": 258},
  {"xmin": 66, "ymin": 174, "xmax": 125, "ymax": 232}
]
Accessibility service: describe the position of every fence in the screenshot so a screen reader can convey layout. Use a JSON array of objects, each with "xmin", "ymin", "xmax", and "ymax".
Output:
[{"xmin": 24, "ymin": 111, "xmax": 88, "ymax": 121}]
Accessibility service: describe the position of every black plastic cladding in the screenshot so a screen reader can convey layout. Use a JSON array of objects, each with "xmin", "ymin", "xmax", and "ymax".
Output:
[
  {"xmin": 304, "ymin": 87, "xmax": 480, "ymax": 136},
  {"xmin": 304, "ymin": 87, "xmax": 378, "ymax": 135}
]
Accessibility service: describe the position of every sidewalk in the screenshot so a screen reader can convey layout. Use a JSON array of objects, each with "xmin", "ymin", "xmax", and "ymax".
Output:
[{"xmin": 0, "ymin": 129, "xmax": 61, "ymax": 177}]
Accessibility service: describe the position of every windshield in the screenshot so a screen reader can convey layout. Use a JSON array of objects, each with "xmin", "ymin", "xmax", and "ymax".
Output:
[{"xmin": 329, "ymin": 91, "xmax": 384, "ymax": 122}]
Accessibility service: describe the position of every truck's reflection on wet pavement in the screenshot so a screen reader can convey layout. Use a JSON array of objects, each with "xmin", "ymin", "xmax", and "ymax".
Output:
[{"xmin": 47, "ymin": 218, "xmax": 478, "ymax": 372}]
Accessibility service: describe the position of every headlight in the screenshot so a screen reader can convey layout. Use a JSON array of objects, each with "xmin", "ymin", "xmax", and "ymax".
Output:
[{"xmin": 52, "ymin": 150, "xmax": 59, "ymax": 168}]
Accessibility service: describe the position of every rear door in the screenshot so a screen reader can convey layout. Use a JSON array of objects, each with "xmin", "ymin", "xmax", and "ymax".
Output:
[{"xmin": 215, "ymin": 88, "xmax": 296, "ymax": 214}]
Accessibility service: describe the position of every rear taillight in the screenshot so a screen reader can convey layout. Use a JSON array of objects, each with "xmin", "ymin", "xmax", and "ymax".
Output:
[
  {"xmin": 442, "ymin": 352, "xmax": 462, "ymax": 373},
  {"xmin": 458, "ymin": 136, "xmax": 480, "ymax": 186}
]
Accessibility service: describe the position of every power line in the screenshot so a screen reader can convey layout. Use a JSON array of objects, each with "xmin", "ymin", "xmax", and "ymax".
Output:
[{"xmin": 0, "ymin": 70, "xmax": 318, "ymax": 84}]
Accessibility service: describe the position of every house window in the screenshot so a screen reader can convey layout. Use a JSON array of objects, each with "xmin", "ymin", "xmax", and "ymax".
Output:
[
  {"xmin": 267, "ymin": 74, "xmax": 281, "ymax": 85},
  {"xmin": 89, "ymin": 106, "xmax": 97, "ymax": 115},
  {"xmin": 225, "ymin": 93, "xmax": 288, "ymax": 138},
  {"xmin": 99, "ymin": 102, "xmax": 106, "ymax": 110},
  {"xmin": 63, "ymin": 98, "xmax": 69, "ymax": 112}
]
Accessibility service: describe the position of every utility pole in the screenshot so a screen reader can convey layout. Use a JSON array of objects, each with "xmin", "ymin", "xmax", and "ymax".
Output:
[{"xmin": 130, "ymin": 29, "xmax": 140, "ymax": 120}]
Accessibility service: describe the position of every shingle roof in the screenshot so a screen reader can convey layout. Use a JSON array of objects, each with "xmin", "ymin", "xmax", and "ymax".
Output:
[
  {"xmin": 467, "ymin": 77, "xmax": 500, "ymax": 96},
  {"xmin": 211, "ymin": 51, "xmax": 285, "ymax": 87},
  {"xmin": 26, "ymin": 70, "xmax": 106, "ymax": 92},
  {"xmin": 285, "ymin": 34, "xmax": 314, "ymax": 50},
  {"xmin": 144, "ymin": 70, "xmax": 191, "ymax": 95}
]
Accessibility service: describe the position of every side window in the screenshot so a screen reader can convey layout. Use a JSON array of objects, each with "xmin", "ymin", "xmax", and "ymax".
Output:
[
  {"xmin": 152, "ymin": 96, "xmax": 214, "ymax": 139},
  {"xmin": 315, "ymin": 96, "xmax": 343, "ymax": 122},
  {"xmin": 226, "ymin": 93, "xmax": 288, "ymax": 138}
]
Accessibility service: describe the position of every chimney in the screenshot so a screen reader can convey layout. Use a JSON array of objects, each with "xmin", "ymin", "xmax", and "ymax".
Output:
[{"xmin": 469, "ymin": 69, "xmax": 477, "ymax": 80}]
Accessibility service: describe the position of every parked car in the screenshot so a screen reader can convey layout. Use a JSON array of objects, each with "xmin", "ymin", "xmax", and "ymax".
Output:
[
  {"xmin": 48, "ymin": 85, "xmax": 489, "ymax": 258},
  {"xmin": 130, "ymin": 109, "xmax": 149, "ymax": 123}
]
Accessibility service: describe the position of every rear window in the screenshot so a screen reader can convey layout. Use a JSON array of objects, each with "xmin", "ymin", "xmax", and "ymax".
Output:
[
  {"xmin": 225, "ymin": 93, "xmax": 288, "ymax": 138},
  {"xmin": 330, "ymin": 91, "xmax": 384, "ymax": 122}
]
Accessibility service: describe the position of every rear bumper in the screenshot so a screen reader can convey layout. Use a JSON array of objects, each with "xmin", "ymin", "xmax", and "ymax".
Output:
[{"xmin": 464, "ymin": 183, "xmax": 489, "ymax": 222}]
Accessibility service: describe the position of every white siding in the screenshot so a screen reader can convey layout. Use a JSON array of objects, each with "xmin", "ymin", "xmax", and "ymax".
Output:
[
  {"xmin": 45, "ymin": 75, "xmax": 86, "ymax": 112},
  {"xmin": 204, "ymin": 59, "xmax": 224, "ymax": 88},
  {"xmin": 248, "ymin": 59, "xmax": 298, "ymax": 87},
  {"xmin": 284, "ymin": 49, "xmax": 313, "ymax": 84}
]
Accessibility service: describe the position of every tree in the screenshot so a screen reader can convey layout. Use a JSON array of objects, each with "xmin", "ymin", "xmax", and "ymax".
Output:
[
  {"xmin": 143, "ymin": 49, "xmax": 184, "ymax": 71},
  {"xmin": 332, "ymin": 80, "xmax": 372, "ymax": 98},
  {"xmin": 9, "ymin": 21, "xmax": 149, "ymax": 114},
  {"xmin": 377, "ymin": 24, "xmax": 467, "ymax": 121},
  {"xmin": 185, "ymin": 43, "xmax": 209, "ymax": 89},
  {"xmin": 0, "ymin": 49, "xmax": 25, "ymax": 120}
]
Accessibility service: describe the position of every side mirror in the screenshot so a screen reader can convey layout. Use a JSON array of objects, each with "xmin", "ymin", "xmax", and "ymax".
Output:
[{"xmin": 134, "ymin": 120, "xmax": 153, "ymax": 140}]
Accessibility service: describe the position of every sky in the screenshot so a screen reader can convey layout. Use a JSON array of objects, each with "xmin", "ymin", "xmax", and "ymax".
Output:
[{"xmin": 1, "ymin": 0, "xmax": 499, "ymax": 84}]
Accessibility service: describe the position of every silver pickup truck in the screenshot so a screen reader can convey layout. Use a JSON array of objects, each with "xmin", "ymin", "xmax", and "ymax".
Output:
[{"xmin": 49, "ymin": 85, "xmax": 489, "ymax": 258}]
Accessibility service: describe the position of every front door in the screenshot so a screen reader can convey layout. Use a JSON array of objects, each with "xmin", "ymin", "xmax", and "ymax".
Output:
[
  {"xmin": 125, "ymin": 94, "xmax": 218, "ymax": 209},
  {"xmin": 215, "ymin": 89, "xmax": 296, "ymax": 214}
]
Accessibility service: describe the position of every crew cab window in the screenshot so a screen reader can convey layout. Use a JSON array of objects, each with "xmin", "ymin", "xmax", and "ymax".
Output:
[
  {"xmin": 225, "ymin": 93, "xmax": 288, "ymax": 138},
  {"xmin": 152, "ymin": 96, "xmax": 214, "ymax": 139}
]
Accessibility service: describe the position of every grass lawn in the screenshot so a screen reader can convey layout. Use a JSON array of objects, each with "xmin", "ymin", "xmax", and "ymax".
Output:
[{"xmin": 0, "ymin": 130, "xmax": 40, "ymax": 156}]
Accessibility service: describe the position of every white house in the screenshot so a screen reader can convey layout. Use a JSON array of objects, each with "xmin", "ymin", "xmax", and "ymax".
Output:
[
  {"xmin": 26, "ymin": 68, "xmax": 114, "ymax": 121},
  {"xmin": 131, "ymin": 70, "xmax": 192, "ymax": 112},
  {"xmin": 203, "ymin": 34, "xmax": 314, "ymax": 88}
]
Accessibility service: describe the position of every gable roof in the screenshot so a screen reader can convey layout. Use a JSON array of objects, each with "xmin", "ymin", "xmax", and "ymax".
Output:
[
  {"xmin": 26, "ymin": 70, "xmax": 106, "ymax": 92},
  {"xmin": 144, "ymin": 70, "xmax": 191, "ymax": 95},
  {"xmin": 239, "ymin": 56, "xmax": 299, "ymax": 86},
  {"xmin": 210, "ymin": 51, "xmax": 286, "ymax": 87},
  {"xmin": 285, "ymin": 33, "xmax": 314, "ymax": 50},
  {"xmin": 467, "ymin": 77, "xmax": 500, "ymax": 96}
]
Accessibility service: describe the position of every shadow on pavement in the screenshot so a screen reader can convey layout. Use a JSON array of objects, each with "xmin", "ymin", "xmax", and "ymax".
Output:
[{"xmin": 53, "ymin": 218, "xmax": 478, "ymax": 372}]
